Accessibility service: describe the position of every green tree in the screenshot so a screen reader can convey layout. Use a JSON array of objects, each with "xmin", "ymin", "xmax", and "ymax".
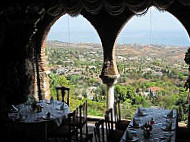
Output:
[{"xmin": 48, "ymin": 73, "xmax": 69, "ymax": 98}]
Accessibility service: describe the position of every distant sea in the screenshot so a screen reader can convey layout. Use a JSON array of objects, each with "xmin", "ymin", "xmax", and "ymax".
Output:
[{"xmin": 47, "ymin": 31, "xmax": 190, "ymax": 47}]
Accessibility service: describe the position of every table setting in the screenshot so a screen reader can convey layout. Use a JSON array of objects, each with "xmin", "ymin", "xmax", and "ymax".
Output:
[
  {"xmin": 8, "ymin": 99, "xmax": 69, "ymax": 122},
  {"xmin": 120, "ymin": 107, "xmax": 177, "ymax": 142},
  {"xmin": 8, "ymin": 98, "xmax": 70, "ymax": 141},
  {"xmin": 129, "ymin": 117, "xmax": 142, "ymax": 128}
]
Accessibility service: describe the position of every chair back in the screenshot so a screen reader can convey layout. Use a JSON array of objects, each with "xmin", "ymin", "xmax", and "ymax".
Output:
[
  {"xmin": 72, "ymin": 104, "xmax": 93, "ymax": 141},
  {"xmin": 78, "ymin": 100, "xmax": 88, "ymax": 137},
  {"xmin": 94, "ymin": 119, "xmax": 105, "ymax": 142},
  {"xmin": 79, "ymin": 100, "xmax": 88, "ymax": 125},
  {"xmin": 114, "ymin": 99, "xmax": 121, "ymax": 124},
  {"xmin": 55, "ymin": 86, "xmax": 70, "ymax": 106},
  {"xmin": 47, "ymin": 109, "xmax": 78, "ymax": 141},
  {"xmin": 104, "ymin": 108, "xmax": 114, "ymax": 139},
  {"xmin": 60, "ymin": 109, "xmax": 78, "ymax": 141},
  {"xmin": 68, "ymin": 110, "xmax": 78, "ymax": 135}
]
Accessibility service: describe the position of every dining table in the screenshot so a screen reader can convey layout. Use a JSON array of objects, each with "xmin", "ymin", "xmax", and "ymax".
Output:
[
  {"xmin": 120, "ymin": 107, "xmax": 178, "ymax": 142},
  {"xmin": 8, "ymin": 99, "xmax": 70, "ymax": 141}
]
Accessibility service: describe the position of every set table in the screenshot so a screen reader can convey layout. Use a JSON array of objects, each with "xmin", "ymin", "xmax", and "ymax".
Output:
[
  {"xmin": 8, "ymin": 99, "xmax": 70, "ymax": 141},
  {"xmin": 120, "ymin": 107, "xmax": 177, "ymax": 142}
]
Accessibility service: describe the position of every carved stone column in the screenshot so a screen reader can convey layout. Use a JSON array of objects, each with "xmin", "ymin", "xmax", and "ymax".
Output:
[
  {"xmin": 81, "ymin": 8, "xmax": 133, "ymax": 110},
  {"xmin": 102, "ymin": 75, "xmax": 120, "ymax": 110},
  {"xmin": 100, "ymin": 42, "xmax": 120, "ymax": 110}
]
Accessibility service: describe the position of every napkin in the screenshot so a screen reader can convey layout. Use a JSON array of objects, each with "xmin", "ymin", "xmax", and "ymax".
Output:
[
  {"xmin": 60, "ymin": 104, "xmax": 65, "ymax": 110},
  {"xmin": 46, "ymin": 112, "xmax": 50, "ymax": 118},
  {"xmin": 137, "ymin": 107, "xmax": 143, "ymax": 115}
]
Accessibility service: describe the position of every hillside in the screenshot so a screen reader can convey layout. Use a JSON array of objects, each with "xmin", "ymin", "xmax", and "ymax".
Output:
[
  {"xmin": 46, "ymin": 40, "xmax": 188, "ymax": 63},
  {"xmin": 45, "ymin": 40, "xmax": 189, "ymax": 122}
]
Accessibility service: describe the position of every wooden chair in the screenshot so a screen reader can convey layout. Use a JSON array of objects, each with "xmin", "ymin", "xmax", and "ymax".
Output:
[
  {"xmin": 104, "ymin": 108, "xmax": 124, "ymax": 142},
  {"xmin": 71, "ymin": 100, "xmax": 93, "ymax": 142},
  {"xmin": 94, "ymin": 119, "xmax": 105, "ymax": 142},
  {"xmin": 55, "ymin": 86, "xmax": 70, "ymax": 106},
  {"xmin": 114, "ymin": 99, "xmax": 130, "ymax": 131},
  {"xmin": 48, "ymin": 110, "xmax": 78, "ymax": 142},
  {"xmin": 78, "ymin": 100, "xmax": 88, "ymax": 138}
]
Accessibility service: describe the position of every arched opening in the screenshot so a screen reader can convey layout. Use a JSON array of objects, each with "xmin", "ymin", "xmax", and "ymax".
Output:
[
  {"xmin": 116, "ymin": 6, "xmax": 190, "ymax": 125},
  {"xmin": 42, "ymin": 14, "xmax": 106, "ymax": 117},
  {"xmin": 3, "ymin": 1, "xmax": 190, "ymax": 142}
]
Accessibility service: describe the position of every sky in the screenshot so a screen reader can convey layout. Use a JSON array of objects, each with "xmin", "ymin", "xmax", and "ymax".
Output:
[{"xmin": 47, "ymin": 7, "xmax": 190, "ymax": 47}]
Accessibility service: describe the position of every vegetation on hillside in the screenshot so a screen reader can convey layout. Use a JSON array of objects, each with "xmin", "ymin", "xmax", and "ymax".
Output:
[{"xmin": 45, "ymin": 41, "xmax": 189, "ymax": 123}]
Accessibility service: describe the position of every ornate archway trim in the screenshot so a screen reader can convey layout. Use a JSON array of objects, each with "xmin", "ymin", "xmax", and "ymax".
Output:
[{"xmin": 45, "ymin": 0, "xmax": 189, "ymax": 16}]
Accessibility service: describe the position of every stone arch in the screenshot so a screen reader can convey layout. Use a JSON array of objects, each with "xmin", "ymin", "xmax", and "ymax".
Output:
[
  {"xmin": 25, "ymin": 1, "xmax": 190, "ymax": 104},
  {"xmin": 167, "ymin": 2, "xmax": 190, "ymax": 38},
  {"xmin": 37, "ymin": 11, "xmax": 104, "ymax": 99},
  {"xmin": 1, "ymin": 0, "xmax": 190, "ymax": 118},
  {"xmin": 2, "ymin": 1, "xmax": 190, "ymax": 139},
  {"xmin": 34, "ymin": 12, "xmax": 67, "ymax": 100},
  {"xmin": 80, "ymin": 2, "xmax": 190, "ymax": 110},
  {"xmin": 115, "ymin": 6, "xmax": 190, "ymax": 55},
  {"xmin": 113, "ymin": 3, "xmax": 190, "ymax": 87}
]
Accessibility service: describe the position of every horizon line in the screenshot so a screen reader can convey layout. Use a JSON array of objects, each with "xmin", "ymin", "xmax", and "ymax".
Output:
[{"xmin": 46, "ymin": 39, "xmax": 190, "ymax": 48}]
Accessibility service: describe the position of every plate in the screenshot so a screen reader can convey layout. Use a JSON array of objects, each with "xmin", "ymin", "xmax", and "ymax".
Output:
[
  {"xmin": 128, "ymin": 130, "xmax": 137, "ymax": 134},
  {"xmin": 125, "ymin": 137, "xmax": 139, "ymax": 142},
  {"xmin": 42, "ymin": 116, "xmax": 50, "ymax": 120},
  {"xmin": 129, "ymin": 124, "xmax": 140, "ymax": 128},
  {"xmin": 161, "ymin": 125, "xmax": 175, "ymax": 131},
  {"xmin": 46, "ymin": 100, "xmax": 51, "ymax": 104},
  {"xmin": 159, "ymin": 137, "xmax": 168, "ymax": 142}
]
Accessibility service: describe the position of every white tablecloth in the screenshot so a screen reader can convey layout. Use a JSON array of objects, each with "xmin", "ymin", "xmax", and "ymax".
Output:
[
  {"xmin": 8, "ymin": 100, "xmax": 70, "ymax": 141},
  {"xmin": 120, "ymin": 107, "xmax": 177, "ymax": 142}
]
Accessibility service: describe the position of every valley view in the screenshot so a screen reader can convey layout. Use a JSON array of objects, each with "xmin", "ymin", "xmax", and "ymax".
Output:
[{"xmin": 45, "ymin": 40, "xmax": 189, "ymax": 124}]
